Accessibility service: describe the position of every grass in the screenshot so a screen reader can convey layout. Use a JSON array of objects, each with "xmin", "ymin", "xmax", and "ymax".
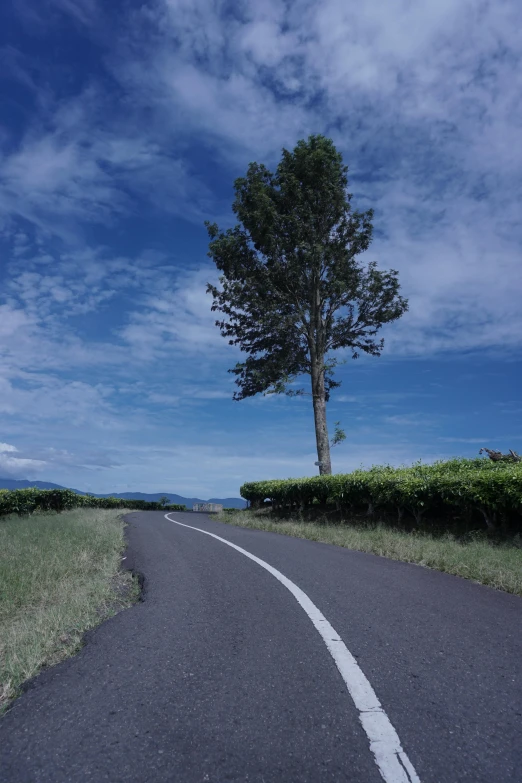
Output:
[
  {"xmin": 0, "ymin": 508, "xmax": 140, "ymax": 713},
  {"xmin": 217, "ymin": 509, "xmax": 522, "ymax": 597}
]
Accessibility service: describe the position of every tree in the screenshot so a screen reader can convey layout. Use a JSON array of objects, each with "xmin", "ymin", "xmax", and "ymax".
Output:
[
  {"xmin": 206, "ymin": 135, "xmax": 408, "ymax": 475},
  {"xmin": 158, "ymin": 495, "xmax": 170, "ymax": 507}
]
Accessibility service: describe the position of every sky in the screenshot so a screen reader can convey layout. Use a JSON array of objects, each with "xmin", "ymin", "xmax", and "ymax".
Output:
[{"xmin": 0, "ymin": 0, "xmax": 521, "ymax": 498}]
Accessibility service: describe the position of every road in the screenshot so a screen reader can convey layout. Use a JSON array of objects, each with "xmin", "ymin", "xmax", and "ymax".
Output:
[{"xmin": 1, "ymin": 511, "xmax": 521, "ymax": 782}]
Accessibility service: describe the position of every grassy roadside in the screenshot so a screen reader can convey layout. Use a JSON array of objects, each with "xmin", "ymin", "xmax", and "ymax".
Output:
[
  {"xmin": 217, "ymin": 509, "xmax": 522, "ymax": 597},
  {"xmin": 0, "ymin": 508, "xmax": 140, "ymax": 713}
]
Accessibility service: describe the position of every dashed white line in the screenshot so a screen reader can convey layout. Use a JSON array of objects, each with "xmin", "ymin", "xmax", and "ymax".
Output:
[{"xmin": 165, "ymin": 513, "xmax": 421, "ymax": 783}]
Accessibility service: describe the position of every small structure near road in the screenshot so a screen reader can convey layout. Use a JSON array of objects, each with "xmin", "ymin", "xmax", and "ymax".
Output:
[{"xmin": 192, "ymin": 502, "xmax": 223, "ymax": 513}]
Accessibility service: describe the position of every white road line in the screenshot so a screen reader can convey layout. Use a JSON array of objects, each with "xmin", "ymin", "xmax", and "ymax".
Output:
[{"xmin": 165, "ymin": 513, "xmax": 420, "ymax": 783}]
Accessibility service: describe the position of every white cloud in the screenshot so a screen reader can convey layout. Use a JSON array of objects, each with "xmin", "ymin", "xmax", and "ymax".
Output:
[
  {"xmin": 14, "ymin": 0, "xmax": 101, "ymax": 29},
  {"xmin": 0, "ymin": 441, "xmax": 47, "ymax": 477},
  {"xmin": 147, "ymin": 393, "xmax": 180, "ymax": 406},
  {"xmin": 2, "ymin": 0, "xmax": 521, "ymax": 370},
  {"xmin": 119, "ymin": 265, "xmax": 235, "ymax": 360},
  {"xmin": 49, "ymin": 0, "xmax": 99, "ymax": 26},
  {"xmin": 188, "ymin": 389, "xmax": 231, "ymax": 400},
  {"xmin": 0, "ymin": 304, "xmax": 33, "ymax": 337},
  {"xmin": 1, "ymin": 0, "xmax": 522, "ymax": 495},
  {"xmin": 104, "ymin": 0, "xmax": 522, "ymax": 358},
  {"xmin": 0, "ymin": 372, "xmax": 114, "ymax": 424},
  {"xmin": 0, "ymin": 443, "xmax": 18, "ymax": 453},
  {"xmin": 377, "ymin": 203, "xmax": 522, "ymax": 356},
  {"xmin": 0, "ymin": 86, "xmax": 213, "ymax": 242},
  {"xmin": 384, "ymin": 413, "xmax": 437, "ymax": 427}
]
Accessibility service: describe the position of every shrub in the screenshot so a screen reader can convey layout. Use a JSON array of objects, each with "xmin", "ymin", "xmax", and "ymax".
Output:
[
  {"xmin": 240, "ymin": 458, "xmax": 522, "ymax": 534},
  {"xmin": 0, "ymin": 489, "xmax": 185, "ymax": 519}
]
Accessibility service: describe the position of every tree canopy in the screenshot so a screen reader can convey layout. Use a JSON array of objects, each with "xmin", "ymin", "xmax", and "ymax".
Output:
[{"xmin": 206, "ymin": 135, "xmax": 408, "ymax": 473}]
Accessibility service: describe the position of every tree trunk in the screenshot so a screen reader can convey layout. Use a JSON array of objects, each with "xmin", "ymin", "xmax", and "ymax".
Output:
[
  {"xmin": 478, "ymin": 507, "xmax": 497, "ymax": 532},
  {"xmin": 311, "ymin": 360, "xmax": 332, "ymax": 475}
]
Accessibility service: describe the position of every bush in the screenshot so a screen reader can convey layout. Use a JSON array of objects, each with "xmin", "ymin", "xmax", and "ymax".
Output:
[
  {"xmin": 240, "ymin": 458, "xmax": 522, "ymax": 534},
  {"xmin": 0, "ymin": 489, "xmax": 185, "ymax": 518}
]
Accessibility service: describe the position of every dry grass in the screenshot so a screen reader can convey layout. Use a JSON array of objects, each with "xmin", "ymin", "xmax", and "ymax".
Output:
[
  {"xmin": 218, "ymin": 509, "xmax": 522, "ymax": 597},
  {"xmin": 0, "ymin": 508, "xmax": 139, "ymax": 713}
]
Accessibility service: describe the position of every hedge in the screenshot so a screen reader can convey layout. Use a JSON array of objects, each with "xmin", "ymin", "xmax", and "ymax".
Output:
[
  {"xmin": 240, "ymin": 458, "xmax": 522, "ymax": 533},
  {"xmin": 0, "ymin": 488, "xmax": 185, "ymax": 517}
]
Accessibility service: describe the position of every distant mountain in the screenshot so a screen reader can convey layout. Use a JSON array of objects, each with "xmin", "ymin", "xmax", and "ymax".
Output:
[
  {"xmin": 0, "ymin": 478, "xmax": 85, "ymax": 493},
  {"xmin": 0, "ymin": 478, "xmax": 246, "ymax": 509},
  {"xmin": 92, "ymin": 491, "xmax": 246, "ymax": 509}
]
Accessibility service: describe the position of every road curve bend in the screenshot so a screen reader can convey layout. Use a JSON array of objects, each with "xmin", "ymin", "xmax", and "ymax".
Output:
[{"xmin": 1, "ymin": 511, "xmax": 520, "ymax": 783}]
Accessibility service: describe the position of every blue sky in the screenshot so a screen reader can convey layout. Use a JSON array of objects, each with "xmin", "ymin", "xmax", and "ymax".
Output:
[{"xmin": 0, "ymin": 0, "xmax": 521, "ymax": 498}]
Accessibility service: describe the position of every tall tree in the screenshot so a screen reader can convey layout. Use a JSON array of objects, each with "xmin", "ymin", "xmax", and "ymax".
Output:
[{"xmin": 206, "ymin": 135, "xmax": 408, "ymax": 475}]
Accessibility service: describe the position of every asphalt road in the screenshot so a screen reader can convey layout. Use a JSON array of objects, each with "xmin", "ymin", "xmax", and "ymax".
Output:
[{"xmin": 1, "ymin": 511, "xmax": 521, "ymax": 783}]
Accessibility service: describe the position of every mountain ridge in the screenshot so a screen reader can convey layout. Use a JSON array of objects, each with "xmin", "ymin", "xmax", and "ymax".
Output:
[{"xmin": 0, "ymin": 478, "xmax": 246, "ymax": 509}]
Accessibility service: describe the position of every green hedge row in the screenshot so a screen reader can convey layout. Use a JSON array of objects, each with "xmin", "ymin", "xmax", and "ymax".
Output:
[
  {"xmin": 240, "ymin": 458, "xmax": 522, "ymax": 532},
  {"xmin": 0, "ymin": 488, "xmax": 185, "ymax": 517}
]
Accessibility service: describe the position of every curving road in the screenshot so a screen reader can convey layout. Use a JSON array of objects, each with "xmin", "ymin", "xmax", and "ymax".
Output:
[{"xmin": 1, "ymin": 511, "xmax": 521, "ymax": 782}]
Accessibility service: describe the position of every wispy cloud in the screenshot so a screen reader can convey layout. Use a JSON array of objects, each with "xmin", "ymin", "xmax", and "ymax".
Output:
[
  {"xmin": 384, "ymin": 414, "xmax": 436, "ymax": 427},
  {"xmin": 111, "ymin": 0, "xmax": 522, "ymax": 359},
  {"xmin": 0, "ymin": 442, "xmax": 47, "ymax": 477},
  {"xmin": 0, "ymin": 85, "xmax": 213, "ymax": 241},
  {"xmin": 118, "ymin": 266, "xmax": 234, "ymax": 361},
  {"xmin": 3, "ymin": 0, "xmax": 521, "ymax": 357},
  {"xmin": 49, "ymin": 0, "xmax": 100, "ymax": 26},
  {"xmin": 1, "ymin": 0, "xmax": 521, "ymax": 494},
  {"xmin": 437, "ymin": 437, "xmax": 517, "ymax": 444}
]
